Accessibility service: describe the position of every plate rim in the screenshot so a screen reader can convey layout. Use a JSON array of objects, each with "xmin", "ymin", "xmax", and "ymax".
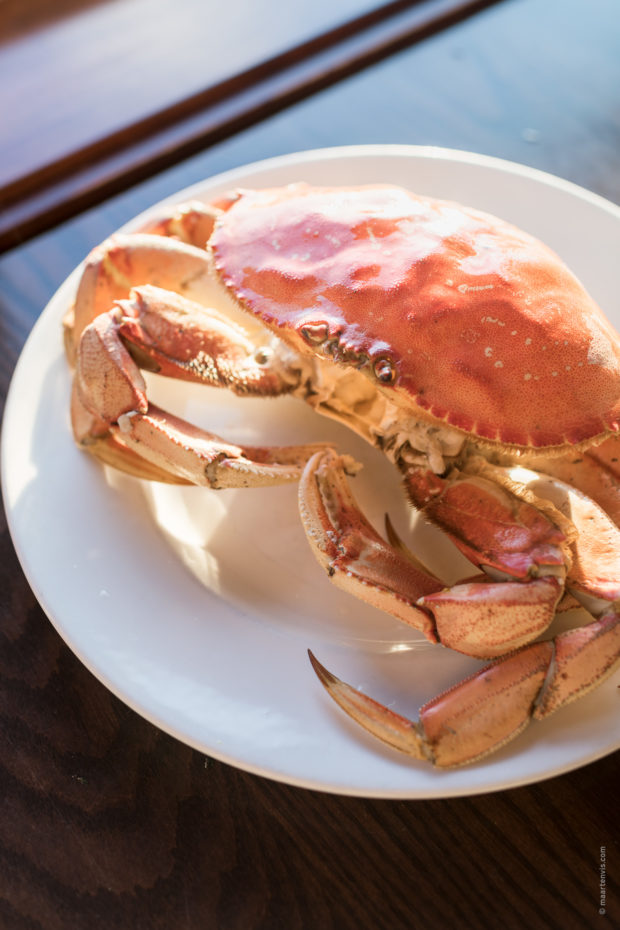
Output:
[{"xmin": 2, "ymin": 144, "xmax": 619, "ymax": 799}]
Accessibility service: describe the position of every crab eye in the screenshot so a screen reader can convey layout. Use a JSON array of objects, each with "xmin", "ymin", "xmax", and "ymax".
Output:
[
  {"xmin": 373, "ymin": 357, "xmax": 397, "ymax": 384},
  {"xmin": 300, "ymin": 322, "xmax": 329, "ymax": 345}
]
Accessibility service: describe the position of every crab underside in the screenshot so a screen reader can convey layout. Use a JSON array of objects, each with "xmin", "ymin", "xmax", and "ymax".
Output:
[{"xmin": 65, "ymin": 184, "xmax": 620, "ymax": 767}]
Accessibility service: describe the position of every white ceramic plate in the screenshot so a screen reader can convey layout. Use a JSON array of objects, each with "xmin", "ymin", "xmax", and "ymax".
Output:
[{"xmin": 3, "ymin": 146, "xmax": 619, "ymax": 798}]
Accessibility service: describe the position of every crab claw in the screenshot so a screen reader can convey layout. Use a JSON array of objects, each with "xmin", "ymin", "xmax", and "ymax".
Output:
[
  {"xmin": 299, "ymin": 448, "xmax": 442, "ymax": 642},
  {"xmin": 73, "ymin": 307, "xmax": 326, "ymax": 487},
  {"xmin": 309, "ymin": 608, "xmax": 620, "ymax": 767},
  {"xmin": 300, "ymin": 449, "xmax": 564, "ymax": 657},
  {"xmin": 418, "ymin": 575, "xmax": 563, "ymax": 658},
  {"xmin": 499, "ymin": 464, "xmax": 620, "ymax": 604},
  {"xmin": 404, "ymin": 465, "xmax": 567, "ymax": 579},
  {"xmin": 116, "ymin": 285, "xmax": 297, "ymax": 397},
  {"xmin": 65, "ymin": 233, "xmax": 218, "ymax": 358}
]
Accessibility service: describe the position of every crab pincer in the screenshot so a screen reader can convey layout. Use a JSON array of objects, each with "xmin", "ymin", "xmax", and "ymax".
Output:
[
  {"xmin": 299, "ymin": 448, "xmax": 565, "ymax": 659},
  {"xmin": 71, "ymin": 278, "xmax": 328, "ymax": 487}
]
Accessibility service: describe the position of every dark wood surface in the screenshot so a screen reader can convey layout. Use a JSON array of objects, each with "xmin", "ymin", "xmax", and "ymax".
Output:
[
  {"xmin": 0, "ymin": 0, "xmax": 498, "ymax": 252},
  {"xmin": 1, "ymin": 0, "xmax": 619, "ymax": 927}
]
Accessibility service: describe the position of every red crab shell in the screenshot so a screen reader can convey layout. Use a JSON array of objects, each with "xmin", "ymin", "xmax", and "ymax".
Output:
[{"xmin": 210, "ymin": 184, "xmax": 620, "ymax": 448}]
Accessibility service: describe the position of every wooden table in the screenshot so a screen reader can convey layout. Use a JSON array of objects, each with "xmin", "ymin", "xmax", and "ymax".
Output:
[{"xmin": 1, "ymin": 1, "xmax": 618, "ymax": 926}]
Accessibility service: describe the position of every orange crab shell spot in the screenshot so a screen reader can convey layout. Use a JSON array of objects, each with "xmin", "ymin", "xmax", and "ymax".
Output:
[{"xmin": 210, "ymin": 184, "xmax": 620, "ymax": 448}]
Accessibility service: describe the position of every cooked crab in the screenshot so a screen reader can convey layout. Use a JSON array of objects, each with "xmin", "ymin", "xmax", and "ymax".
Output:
[{"xmin": 65, "ymin": 183, "xmax": 620, "ymax": 767}]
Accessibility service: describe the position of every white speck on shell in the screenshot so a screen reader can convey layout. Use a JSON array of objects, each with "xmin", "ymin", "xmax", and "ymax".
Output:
[
  {"xmin": 586, "ymin": 321, "xmax": 616, "ymax": 368},
  {"xmin": 460, "ymin": 284, "xmax": 495, "ymax": 295}
]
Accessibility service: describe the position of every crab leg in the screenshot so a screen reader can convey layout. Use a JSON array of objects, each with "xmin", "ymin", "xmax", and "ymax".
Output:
[
  {"xmin": 112, "ymin": 405, "xmax": 326, "ymax": 488},
  {"xmin": 73, "ymin": 303, "xmax": 322, "ymax": 486},
  {"xmin": 509, "ymin": 433, "xmax": 620, "ymax": 529},
  {"xmin": 136, "ymin": 194, "xmax": 241, "ymax": 247},
  {"xmin": 299, "ymin": 450, "xmax": 563, "ymax": 657},
  {"xmin": 136, "ymin": 199, "xmax": 221, "ymax": 248},
  {"xmin": 309, "ymin": 607, "xmax": 620, "ymax": 767}
]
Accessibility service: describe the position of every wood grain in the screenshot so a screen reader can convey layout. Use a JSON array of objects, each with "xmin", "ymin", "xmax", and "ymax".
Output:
[
  {"xmin": 0, "ymin": 0, "xmax": 500, "ymax": 252},
  {"xmin": 0, "ymin": 0, "xmax": 618, "ymax": 927},
  {"xmin": 1, "ymin": 0, "xmax": 389, "ymax": 189},
  {"xmin": 0, "ymin": 550, "xmax": 617, "ymax": 929}
]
